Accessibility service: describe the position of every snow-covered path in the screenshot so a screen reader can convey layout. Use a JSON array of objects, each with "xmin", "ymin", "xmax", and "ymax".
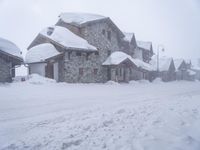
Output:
[{"xmin": 0, "ymin": 80, "xmax": 200, "ymax": 150}]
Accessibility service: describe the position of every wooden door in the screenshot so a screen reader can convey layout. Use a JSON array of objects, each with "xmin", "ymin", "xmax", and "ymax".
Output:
[{"xmin": 45, "ymin": 63, "xmax": 54, "ymax": 79}]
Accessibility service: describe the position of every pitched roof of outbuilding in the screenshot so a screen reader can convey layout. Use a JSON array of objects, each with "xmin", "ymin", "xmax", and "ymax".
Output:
[
  {"xmin": 137, "ymin": 41, "xmax": 152, "ymax": 51},
  {"xmin": 103, "ymin": 51, "xmax": 152, "ymax": 71},
  {"xmin": 174, "ymin": 59, "xmax": 185, "ymax": 71},
  {"xmin": 40, "ymin": 26, "xmax": 97, "ymax": 52},
  {"xmin": 123, "ymin": 32, "xmax": 135, "ymax": 42},
  {"xmin": 0, "ymin": 37, "xmax": 23, "ymax": 61},
  {"xmin": 150, "ymin": 56, "xmax": 174, "ymax": 72},
  {"xmin": 25, "ymin": 43, "xmax": 61, "ymax": 64}
]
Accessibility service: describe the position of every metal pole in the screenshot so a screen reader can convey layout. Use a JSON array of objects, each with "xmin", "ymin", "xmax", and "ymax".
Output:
[
  {"xmin": 157, "ymin": 46, "xmax": 160, "ymax": 77},
  {"xmin": 157, "ymin": 45, "xmax": 165, "ymax": 77}
]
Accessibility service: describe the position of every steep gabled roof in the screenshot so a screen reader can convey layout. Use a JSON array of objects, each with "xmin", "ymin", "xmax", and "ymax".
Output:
[
  {"xmin": 0, "ymin": 37, "xmax": 23, "ymax": 61},
  {"xmin": 174, "ymin": 59, "xmax": 185, "ymax": 71},
  {"xmin": 137, "ymin": 41, "xmax": 152, "ymax": 51},
  {"xmin": 123, "ymin": 32, "xmax": 134, "ymax": 42},
  {"xmin": 40, "ymin": 26, "xmax": 97, "ymax": 52},
  {"xmin": 59, "ymin": 12, "xmax": 124, "ymax": 38},
  {"xmin": 150, "ymin": 56, "xmax": 174, "ymax": 72},
  {"xmin": 25, "ymin": 43, "xmax": 61, "ymax": 64}
]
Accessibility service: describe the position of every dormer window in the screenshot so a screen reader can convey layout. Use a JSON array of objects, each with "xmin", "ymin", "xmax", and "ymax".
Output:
[
  {"xmin": 107, "ymin": 31, "xmax": 111, "ymax": 41},
  {"xmin": 47, "ymin": 27, "xmax": 54, "ymax": 36}
]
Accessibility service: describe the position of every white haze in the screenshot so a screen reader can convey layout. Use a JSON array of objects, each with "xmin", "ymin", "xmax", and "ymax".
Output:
[{"xmin": 0, "ymin": 0, "xmax": 200, "ymax": 74}]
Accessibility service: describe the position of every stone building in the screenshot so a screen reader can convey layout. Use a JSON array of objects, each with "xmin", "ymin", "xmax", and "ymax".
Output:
[
  {"xmin": 150, "ymin": 57, "xmax": 176, "ymax": 82},
  {"xmin": 121, "ymin": 33, "xmax": 152, "ymax": 80},
  {"xmin": 174, "ymin": 59, "xmax": 188, "ymax": 80},
  {"xmin": 0, "ymin": 38, "xmax": 23, "ymax": 82},
  {"xmin": 136, "ymin": 41, "xmax": 154, "ymax": 63},
  {"xmin": 26, "ymin": 13, "xmax": 152, "ymax": 83},
  {"xmin": 191, "ymin": 67, "xmax": 200, "ymax": 81}
]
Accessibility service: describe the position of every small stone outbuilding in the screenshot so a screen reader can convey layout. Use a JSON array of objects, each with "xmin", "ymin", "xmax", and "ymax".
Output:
[{"xmin": 0, "ymin": 38, "xmax": 23, "ymax": 82}]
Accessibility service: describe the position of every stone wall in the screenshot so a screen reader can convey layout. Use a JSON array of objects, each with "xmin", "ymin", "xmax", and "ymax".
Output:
[
  {"xmin": 0, "ymin": 57, "xmax": 12, "ymax": 82},
  {"xmin": 60, "ymin": 51, "xmax": 107, "ymax": 83}
]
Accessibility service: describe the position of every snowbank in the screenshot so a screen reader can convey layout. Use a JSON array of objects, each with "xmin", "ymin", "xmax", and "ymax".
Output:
[
  {"xmin": 153, "ymin": 78, "xmax": 163, "ymax": 84},
  {"xmin": 105, "ymin": 80, "xmax": 120, "ymax": 85},
  {"xmin": 129, "ymin": 80, "xmax": 150, "ymax": 85},
  {"xmin": 1, "ymin": 81, "xmax": 200, "ymax": 150},
  {"xmin": 26, "ymin": 74, "xmax": 56, "ymax": 84}
]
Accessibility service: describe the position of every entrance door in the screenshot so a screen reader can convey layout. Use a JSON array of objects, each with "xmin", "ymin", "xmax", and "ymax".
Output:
[
  {"xmin": 107, "ymin": 67, "xmax": 111, "ymax": 80},
  {"xmin": 45, "ymin": 63, "xmax": 54, "ymax": 79}
]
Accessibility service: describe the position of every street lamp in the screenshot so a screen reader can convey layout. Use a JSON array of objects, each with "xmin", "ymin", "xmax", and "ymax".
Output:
[{"xmin": 157, "ymin": 45, "xmax": 165, "ymax": 76}]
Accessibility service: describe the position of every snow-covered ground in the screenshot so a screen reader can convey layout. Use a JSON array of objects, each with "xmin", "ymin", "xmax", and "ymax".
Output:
[{"xmin": 0, "ymin": 76, "xmax": 200, "ymax": 150}]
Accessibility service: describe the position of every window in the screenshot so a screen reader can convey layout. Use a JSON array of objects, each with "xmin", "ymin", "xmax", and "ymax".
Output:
[
  {"xmin": 86, "ymin": 53, "xmax": 90, "ymax": 61},
  {"xmin": 94, "ymin": 69, "xmax": 98, "ymax": 75},
  {"xmin": 115, "ymin": 69, "xmax": 118, "ymax": 76},
  {"xmin": 107, "ymin": 50, "xmax": 111, "ymax": 56},
  {"xmin": 107, "ymin": 31, "xmax": 111, "ymax": 41},
  {"xmin": 79, "ymin": 68, "xmax": 84, "ymax": 76},
  {"xmin": 76, "ymin": 52, "xmax": 81, "ymax": 56},
  {"xmin": 119, "ymin": 68, "xmax": 123, "ymax": 77},
  {"xmin": 102, "ymin": 29, "xmax": 106, "ymax": 35},
  {"xmin": 47, "ymin": 27, "xmax": 54, "ymax": 36},
  {"xmin": 95, "ymin": 51, "xmax": 99, "ymax": 56},
  {"xmin": 68, "ymin": 52, "xmax": 71, "ymax": 60}
]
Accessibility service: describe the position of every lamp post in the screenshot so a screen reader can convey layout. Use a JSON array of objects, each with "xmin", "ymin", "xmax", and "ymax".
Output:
[{"xmin": 157, "ymin": 45, "xmax": 165, "ymax": 77}]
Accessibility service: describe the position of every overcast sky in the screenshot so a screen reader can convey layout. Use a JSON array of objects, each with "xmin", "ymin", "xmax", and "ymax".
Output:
[{"xmin": 0, "ymin": 0, "xmax": 200, "ymax": 62}]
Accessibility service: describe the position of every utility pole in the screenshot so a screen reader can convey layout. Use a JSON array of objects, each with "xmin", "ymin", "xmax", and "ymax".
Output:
[{"xmin": 157, "ymin": 45, "xmax": 165, "ymax": 77}]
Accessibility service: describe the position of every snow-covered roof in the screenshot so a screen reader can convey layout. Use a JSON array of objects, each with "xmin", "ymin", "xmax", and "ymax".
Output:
[
  {"xmin": 103, "ymin": 51, "xmax": 152, "ymax": 71},
  {"xmin": 150, "ymin": 56, "xmax": 173, "ymax": 72},
  {"xmin": 123, "ymin": 32, "xmax": 134, "ymax": 42},
  {"xmin": 184, "ymin": 59, "xmax": 191, "ymax": 64},
  {"xmin": 174, "ymin": 59, "xmax": 184, "ymax": 71},
  {"xmin": 137, "ymin": 41, "xmax": 152, "ymax": 51},
  {"xmin": 192, "ymin": 66, "xmax": 200, "ymax": 71},
  {"xmin": 187, "ymin": 69, "xmax": 196, "ymax": 76},
  {"xmin": 103, "ymin": 51, "xmax": 132, "ymax": 66},
  {"xmin": 25, "ymin": 43, "xmax": 61, "ymax": 64},
  {"xmin": 40, "ymin": 26, "xmax": 97, "ymax": 52},
  {"xmin": 59, "ymin": 12, "xmax": 107, "ymax": 26},
  {"xmin": 0, "ymin": 37, "xmax": 23, "ymax": 60}
]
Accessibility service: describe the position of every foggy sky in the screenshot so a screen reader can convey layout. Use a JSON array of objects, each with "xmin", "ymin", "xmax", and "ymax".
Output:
[{"xmin": 0, "ymin": 0, "xmax": 199, "ymax": 62}]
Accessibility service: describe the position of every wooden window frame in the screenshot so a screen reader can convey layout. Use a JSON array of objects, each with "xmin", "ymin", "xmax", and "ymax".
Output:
[
  {"xmin": 94, "ymin": 68, "xmax": 98, "ymax": 75},
  {"xmin": 76, "ymin": 52, "xmax": 82, "ymax": 56},
  {"xmin": 102, "ymin": 29, "xmax": 106, "ymax": 35},
  {"xmin": 79, "ymin": 68, "xmax": 84, "ymax": 76},
  {"xmin": 107, "ymin": 31, "xmax": 111, "ymax": 41}
]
